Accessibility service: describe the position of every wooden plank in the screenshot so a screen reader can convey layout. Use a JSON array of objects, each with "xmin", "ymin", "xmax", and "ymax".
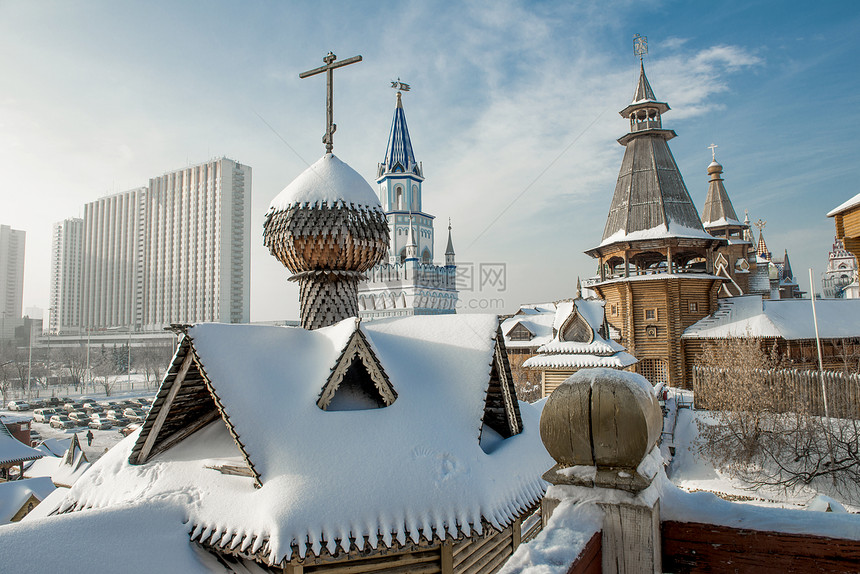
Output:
[
  {"xmin": 146, "ymin": 409, "xmax": 221, "ymax": 460},
  {"xmin": 663, "ymin": 521, "xmax": 860, "ymax": 573},
  {"xmin": 305, "ymin": 550, "xmax": 439, "ymax": 573},
  {"xmin": 456, "ymin": 529, "xmax": 511, "ymax": 573},
  {"xmin": 441, "ymin": 541, "xmax": 454, "ymax": 574},
  {"xmin": 564, "ymin": 531, "xmax": 601, "ymax": 574},
  {"xmin": 136, "ymin": 351, "xmax": 195, "ymax": 464},
  {"xmin": 453, "ymin": 531, "xmax": 505, "ymax": 568}
]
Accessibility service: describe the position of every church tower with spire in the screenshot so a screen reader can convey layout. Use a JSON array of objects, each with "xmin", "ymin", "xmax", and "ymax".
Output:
[
  {"xmin": 584, "ymin": 56, "xmax": 724, "ymax": 387},
  {"xmin": 358, "ymin": 84, "xmax": 458, "ymax": 318}
]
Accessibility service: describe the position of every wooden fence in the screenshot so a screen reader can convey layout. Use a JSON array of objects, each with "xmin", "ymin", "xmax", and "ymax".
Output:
[{"xmin": 692, "ymin": 365, "xmax": 860, "ymax": 419}]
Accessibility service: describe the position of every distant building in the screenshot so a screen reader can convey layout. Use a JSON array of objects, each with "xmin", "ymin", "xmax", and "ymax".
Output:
[
  {"xmin": 358, "ymin": 89, "xmax": 458, "ymax": 318},
  {"xmin": 54, "ymin": 158, "xmax": 251, "ymax": 332},
  {"xmin": 0, "ymin": 224, "xmax": 25, "ymax": 321},
  {"xmin": 822, "ymin": 237, "xmax": 858, "ymax": 299},
  {"xmin": 48, "ymin": 218, "xmax": 84, "ymax": 334}
]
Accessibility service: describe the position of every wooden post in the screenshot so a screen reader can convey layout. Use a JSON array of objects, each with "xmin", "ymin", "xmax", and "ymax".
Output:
[
  {"xmin": 283, "ymin": 564, "xmax": 303, "ymax": 574},
  {"xmin": 441, "ymin": 540, "xmax": 454, "ymax": 574}
]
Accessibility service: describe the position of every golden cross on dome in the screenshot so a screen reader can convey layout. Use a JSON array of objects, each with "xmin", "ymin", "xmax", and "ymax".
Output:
[
  {"xmin": 300, "ymin": 52, "xmax": 363, "ymax": 153},
  {"xmin": 754, "ymin": 218, "xmax": 767, "ymax": 232}
]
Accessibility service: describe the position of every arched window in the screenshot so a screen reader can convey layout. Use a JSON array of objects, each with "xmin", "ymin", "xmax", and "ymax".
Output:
[
  {"xmin": 422, "ymin": 248, "xmax": 431, "ymax": 264},
  {"xmin": 395, "ymin": 187, "xmax": 403, "ymax": 210},
  {"xmin": 412, "ymin": 185, "xmax": 419, "ymax": 210},
  {"xmin": 399, "ymin": 248, "xmax": 407, "ymax": 264}
]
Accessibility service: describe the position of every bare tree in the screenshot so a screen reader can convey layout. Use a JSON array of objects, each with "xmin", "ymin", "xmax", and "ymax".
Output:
[
  {"xmin": 696, "ymin": 337, "xmax": 860, "ymax": 504},
  {"xmin": 140, "ymin": 345, "xmax": 173, "ymax": 388},
  {"xmin": 91, "ymin": 348, "xmax": 118, "ymax": 396},
  {"xmin": 60, "ymin": 346, "xmax": 88, "ymax": 391}
]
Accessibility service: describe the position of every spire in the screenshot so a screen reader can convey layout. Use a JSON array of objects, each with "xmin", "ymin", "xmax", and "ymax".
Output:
[
  {"xmin": 576, "ymin": 277, "xmax": 582, "ymax": 299},
  {"xmin": 596, "ymin": 59, "xmax": 708, "ymax": 249},
  {"xmin": 743, "ymin": 210, "xmax": 753, "ymax": 242},
  {"xmin": 405, "ymin": 216, "xmax": 418, "ymax": 263},
  {"xmin": 632, "ymin": 59, "xmax": 657, "ymax": 103},
  {"xmin": 701, "ymin": 147, "xmax": 741, "ymax": 229},
  {"xmin": 445, "ymin": 218, "xmax": 455, "ymax": 267},
  {"xmin": 380, "ymin": 88, "xmax": 420, "ymax": 177},
  {"xmin": 782, "ymin": 249, "xmax": 793, "ymax": 280},
  {"xmin": 756, "ymin": 229, "xmax": 770, "ymax": 260}
]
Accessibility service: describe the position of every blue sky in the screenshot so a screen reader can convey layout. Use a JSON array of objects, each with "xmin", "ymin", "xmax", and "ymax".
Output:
[{"xmin": 1, "ymin": 0, "xmax": 858, "ymax": 321}]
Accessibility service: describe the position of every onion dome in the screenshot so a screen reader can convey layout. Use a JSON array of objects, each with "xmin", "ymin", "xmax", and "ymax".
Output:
[{"xmin": 263, "ymin": 154, "xmax": 389, "ymax": 329}]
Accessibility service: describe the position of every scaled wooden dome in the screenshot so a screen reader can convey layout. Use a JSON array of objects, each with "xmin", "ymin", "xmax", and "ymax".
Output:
[{"xmin": 263, "ymin": 154, "xmax": 389, "ymax": 274}]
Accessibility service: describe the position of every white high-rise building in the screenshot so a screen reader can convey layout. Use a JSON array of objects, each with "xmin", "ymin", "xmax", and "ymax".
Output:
[
  {"xmin": 67, "ymin": 158, "xmax": 251, "ymax": 332},
  {"xmin": 48, "ymin": 218, "xmax": 84, "ymax": 333},
  {"xmin": 0, "ymin": 224, "xmax": 26, "ymax": 321},
  {"xmin": 143, "ymin": 158, "xmax": 251, "ymax": 329}
]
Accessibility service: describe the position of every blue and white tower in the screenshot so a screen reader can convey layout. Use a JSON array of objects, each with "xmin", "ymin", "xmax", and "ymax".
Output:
[{"xmin": 358, "ymin": 83, "xmax": 458, "ymax": 318}]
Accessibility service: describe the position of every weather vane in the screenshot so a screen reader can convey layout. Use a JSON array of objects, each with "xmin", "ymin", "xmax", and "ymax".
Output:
[
  {"xmin": 754, "ymin": 218, "xmax": 766, "ymax": 233},
  {"xmin": 391, "ymin": 78, "xmax": 411, "ymax": 92},
  {"xmin": 299, "ymin": 51, "xmax": 363, "ymax": 154},
  {"xmin": 633, "ymin": 34, "xmax": 648, "ymax": 60},
  {"xmin": 708, "ymin": 143, "xmax": 718, "ymax": 161}
]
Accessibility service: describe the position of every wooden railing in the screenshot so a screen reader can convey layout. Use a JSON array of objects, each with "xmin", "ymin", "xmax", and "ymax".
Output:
[{"xmin": 692, "ymin": 365, "xmax": 860, "ymax": 419}]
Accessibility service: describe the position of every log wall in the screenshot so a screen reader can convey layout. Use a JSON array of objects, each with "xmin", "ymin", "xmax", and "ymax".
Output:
[{"xmin": 662, "ymin": 521, "xmax": 860, "ymax": 573}]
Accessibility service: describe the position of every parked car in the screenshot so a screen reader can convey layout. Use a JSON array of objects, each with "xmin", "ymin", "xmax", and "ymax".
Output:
[
  {"xmin": 49, "ymin": 415, "xmax": 75, "ymax": 429},
  {"xmin": 68, "ymin": 412, "xmax": 90, "ymax": 425},
  {"xmin": 79, "ymin": 397, "xmax": 97, "ymax": 404},
  {"xmin": 29, "ymin": 399, "xmax": 46, "ymax": 409},
  {"xmin": 88, "ymin": 417, "xmax": 112, "ymax": 430},
  {"xmin": 45, "ymin": 397, "xmax": 63, "ymax": 407},
  {"xmin": 63, "ymin": 402, "xmax": 84, "ymax": 412},
  {"xmin": 84, "ymin": 405, "xmax": 104, "ymax": 415},
  {"xmin": 7, "ymin": 401, "xmax": 30, "ymax": 411},
  {"xmin": 108, "ymin": 415, "xmax": 130, "ymax": 426},
  {"xmin": 32, "ymin": 408, "xmax": 57, "ymax": 423},
  {"xmin": 123, "ymin": 408, "xmax": 145, "ymax": 422},
  {"xmin": 119, "ymin": 423, "xmax": 141, "ymax": 436},
  {"xmin": 29, "ymin": 430, "xmax": 41, "ymax": 445}
]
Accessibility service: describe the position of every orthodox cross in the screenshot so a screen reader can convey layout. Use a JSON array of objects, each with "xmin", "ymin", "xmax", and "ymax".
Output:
[
  {"xmin": 633, "ymin": 34, "xmax": 648, "ymax": 60},
  {"xmin": 300, "ymin": 52, "xmax": 362, "ymax": 153},
  {"xmin": 708, "ymin": 143, "xmax": 718, "ymax": 161}
]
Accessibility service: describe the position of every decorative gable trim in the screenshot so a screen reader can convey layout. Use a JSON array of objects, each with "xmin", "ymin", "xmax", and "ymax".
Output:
[
  {"xmin": 129, "ymin": 331, "xmax": 261, "ymax": 487},
  {"xmin": 480, "ymin": 328, "xmax": 524, "ymax": 441},
  {"xmin": 558, "ymin": 310, "xmax": 594, "ymax": 344},
  {"xmin": 317, "ymin": 325, "xmax": 396, "ymax": 410}
]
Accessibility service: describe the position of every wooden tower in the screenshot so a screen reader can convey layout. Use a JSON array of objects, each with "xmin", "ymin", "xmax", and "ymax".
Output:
[
  {"xmin": 700, "ymin": 150, "xmax": 754, "ymax": 297},
  {"xmin": 584, "ymin": 60, "xmax": 724, "ymax": 387}
]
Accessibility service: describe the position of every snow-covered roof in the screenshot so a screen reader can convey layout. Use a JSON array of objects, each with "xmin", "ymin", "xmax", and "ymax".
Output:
[
  {"xmin": 24, "ymin": 437, "xmax": 91, "ymax": 488},
  {"xmin": 0, "ymin": 501, "xmax": 270, "ymax": 574},
  {"xmin": 683, "ymin": 295, "xmax": 860, "ymax": 340},
  {"xmin": 54, "ymin": 314, "xmax": 551, "ymax": 567},
  {"xmin": 268, "ymin": 153, "xmax": 381, "ymax": 211},
  {"xmin": 523, "ymin": 299, "xmax": 637, "ymax": 372},
  {"xmin": 0, "ymin": 476, "xmax": 55, "ymax": 523},
  {"xmin": 599, "ymin": 222, "xmax": 716, "ymax": 249},
  {"xmin": 827, "ymin": 192, "xmax": 860, "ymax": 217},
  {"xmin": 0, "ymin": 418, "xmax": 43, "ymax": 466},
  {"xmin": 501, "ymin": 303, "xmax": 556, "ymax": 348}
]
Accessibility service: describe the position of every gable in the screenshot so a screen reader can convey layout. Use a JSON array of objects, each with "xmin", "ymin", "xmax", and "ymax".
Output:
[
  {"xmin": 506, "ymin": 321, "xmax": 534, "ymax": 341},
  {"xmin": 129, "ymin": 334, "xmax": 259, "ymax": 485},
  {"xmin": 480, "ymin": 329, "xmax": 524, "ymax": 443},
  {"xmin": 318, "ymin": 328, "xmax": 396, "ymax": 411},
  {"xmin": 559, "ymin": 312, "xmax": 593, "ymax": 343}
]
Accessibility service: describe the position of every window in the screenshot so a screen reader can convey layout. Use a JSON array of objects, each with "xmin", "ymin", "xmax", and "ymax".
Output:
[
  {"xmin": 639, "ymin": 358, "xmax": 668, "ymax": 384},
  {"xmin": 644, "ymin": 308, "xmax": 657, "ymax": 321},
  {"xmin": 689, "ymin": 302, "xmax": 698, "ymax": 312},
  {"xmin": 610, "ymin": 303, "xmax": 618, "ymax": 316},
  {"xmin": 395, "ymin": 187, "xmax": 403, "ymax": 210}
]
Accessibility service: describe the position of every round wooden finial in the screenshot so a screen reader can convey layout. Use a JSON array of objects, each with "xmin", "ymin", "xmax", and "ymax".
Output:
[{"xmin": 539, "ymin": 368, "xmax": 662, "ymax": 491}]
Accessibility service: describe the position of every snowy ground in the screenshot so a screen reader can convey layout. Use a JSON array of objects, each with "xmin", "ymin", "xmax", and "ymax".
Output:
[{"xmin": 661, "ymin": 388, "xmax": 858, "ymax": 513}]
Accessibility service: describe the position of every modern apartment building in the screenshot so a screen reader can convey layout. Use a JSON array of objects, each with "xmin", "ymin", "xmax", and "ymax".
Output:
[
  {"xmin": 53, "ymin": 158, "xmax": 251, "ymax": 333},
  {"xmin": 48, "ymin": 218, "xmax": 84, "ymax": 333},
  {"xmin": 0, "ymin": 224, "xmax": 26, "ymax": 321}
]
